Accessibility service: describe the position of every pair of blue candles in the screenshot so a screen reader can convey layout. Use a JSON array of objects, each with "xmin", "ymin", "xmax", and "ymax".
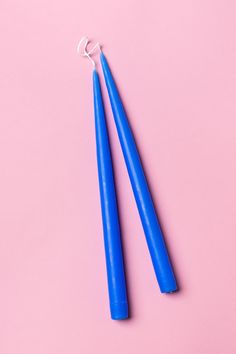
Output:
[{"xmin": 92, "ymin": 50, "xmax": 177, "ymax": 320}]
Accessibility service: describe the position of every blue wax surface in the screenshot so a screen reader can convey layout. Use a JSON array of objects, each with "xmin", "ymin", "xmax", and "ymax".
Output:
[
  {"xmin": 93, "ymin": 69, "xmax": 128, "ymax": 319},
  {"xmin": 100, "ymin": 53, "xmax": 177, "ymax": 293}
]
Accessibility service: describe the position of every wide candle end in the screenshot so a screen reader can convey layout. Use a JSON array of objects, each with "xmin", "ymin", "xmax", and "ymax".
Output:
[{"xmin": 110, "ymin": 301, "xmax": 129, "ymax": 320}]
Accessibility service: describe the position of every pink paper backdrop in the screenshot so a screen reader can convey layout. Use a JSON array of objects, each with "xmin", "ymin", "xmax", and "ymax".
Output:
[{"xmin": 1, "ymin": 0, "xmax": 236, "ymax": 353}]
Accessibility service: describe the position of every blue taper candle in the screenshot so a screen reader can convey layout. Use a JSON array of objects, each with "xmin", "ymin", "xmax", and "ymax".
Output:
[
  {"xmin": 93, "ymin": 69, "xmax": 128, "ymax": 319},
  {"xmin": 100, "ymin": 53, "xmax": 177, "ymax": 293}
]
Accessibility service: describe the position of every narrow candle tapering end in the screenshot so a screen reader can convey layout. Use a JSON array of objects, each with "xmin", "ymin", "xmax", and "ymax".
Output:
[{"xmin": 100, "ymin": 51, "xmax": 106, "ymax": 61}]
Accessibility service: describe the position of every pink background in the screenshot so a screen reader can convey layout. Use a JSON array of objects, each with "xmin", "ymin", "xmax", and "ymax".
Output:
[{"xmin": 1, "ymin": 0, "xmax": 236, "ymax": 353}]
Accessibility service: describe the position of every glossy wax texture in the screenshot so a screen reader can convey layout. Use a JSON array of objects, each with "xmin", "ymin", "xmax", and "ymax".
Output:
[
  {"xmin": 100, "ymin": 53, "xmax": 177, "ymax": 293},
  {"xmin": 93, "ymin": 69, "xmax": 128, "ymax": 319}
]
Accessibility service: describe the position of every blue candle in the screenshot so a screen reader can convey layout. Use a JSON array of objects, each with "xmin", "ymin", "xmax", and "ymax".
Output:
[
  {"xmin": 93, "ymin": 69, "xmax": 128, "ymax": 319},
  {"xmin": 100, "ymin": 53, "xmax": 177, "ymax": 293}
]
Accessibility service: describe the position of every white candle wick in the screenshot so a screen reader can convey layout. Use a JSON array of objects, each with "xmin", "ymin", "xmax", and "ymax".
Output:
[{"xmin": 77, "ymin": 36, "xmax": 101, "ymax": 68}]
